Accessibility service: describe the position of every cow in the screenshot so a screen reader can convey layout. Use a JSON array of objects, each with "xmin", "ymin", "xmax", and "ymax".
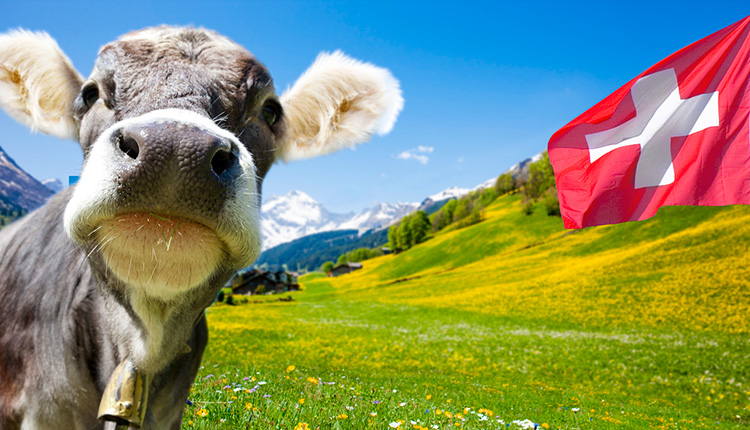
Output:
[{"xmin": 0, "ymin": 26, "xmax": 402, "ymax": 429}]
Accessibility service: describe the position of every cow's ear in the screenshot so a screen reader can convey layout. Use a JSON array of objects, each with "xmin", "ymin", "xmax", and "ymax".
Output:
[
  {"xmin": 0, "ymin": 30, "xmax": 83, "ymax": 140},
  {"xmin": 277, "ymin": 51, "xmax": 403, "ymax": 162}
]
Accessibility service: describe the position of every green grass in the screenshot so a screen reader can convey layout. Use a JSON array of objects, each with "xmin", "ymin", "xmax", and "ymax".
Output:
[{"xmin": 183, "ymin": 195, "xmax": 750, "ymax": 429}]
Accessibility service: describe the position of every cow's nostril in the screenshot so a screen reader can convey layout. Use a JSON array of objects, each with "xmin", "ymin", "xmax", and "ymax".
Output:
[
  {"xmin": 211, "ymin": 149, "xmax": 236, "ymax": 176},
  {"xmin": 118, "ymin": 134, "xmax": 140, "ymax": 160}
]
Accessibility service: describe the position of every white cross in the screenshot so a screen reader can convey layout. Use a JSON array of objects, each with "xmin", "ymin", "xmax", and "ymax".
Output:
[{"xmin": 586, "ymin": 69, "xmax": 719, "ymax": 188}]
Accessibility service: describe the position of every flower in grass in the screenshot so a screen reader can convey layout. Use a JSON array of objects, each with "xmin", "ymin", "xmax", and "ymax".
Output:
[
  {"xmin": 286, "ymin": 365, "xmax": 296, "ymax": 372},
  {"xmin": 306, "ymin": 377, "xmax": 319, "ymax": 385},
  {"xmin": 203, "ymin": 374, "xmax": 214, "ymax": 380},
  {"xmin": 245, "ymin": 403, "xmax": 253, "ymax": 410},
  {"xmin": 370, "ymin": 412, "xmax": 377, "ymax": 417},
  {"xmin": 389, "ymin": 421, "xmax": 402, "ymax": 428},
  {"xmin": 373, "ymin": 400, "xmax": 381, "ymax": 404},
  {"xmin": 294, "ymin": 423, "xmax": 310, "ymax": 430},
  {"xmin": 337, "ymin": 413, "xmax": 348, "ymax": 419},
  {"xmin": 445, "ymin": 411, "xmax": 453, "ymax": 419},
  {"xmin": 298, "ymin": 398, "xmax": 305, "ymax": 405},
  {"xmin": 426, "ymin": 395, "xmax": 432, "ymax": 400},
  {"xmin": 195, "ymin": 409, "xmax": 209, "ymax": 417}
]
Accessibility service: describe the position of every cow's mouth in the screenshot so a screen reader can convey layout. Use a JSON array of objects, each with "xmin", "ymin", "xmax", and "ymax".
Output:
[{"xmin": 94, "ymin": 212, "xmax": 225, "ymax": 295}]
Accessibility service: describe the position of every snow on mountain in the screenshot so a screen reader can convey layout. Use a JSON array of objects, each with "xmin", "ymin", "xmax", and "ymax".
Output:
[
  {"xmin": 261, "ymin": 152, "xmax": 549, "ymax": 250},
  {"xmin": 472, "ymin": 177, "xmax": 496, "ymax": 192},
  {"xmin": 507, "ymin": 151, "xmax": 545, "ymax": 178},
  {"xmin": 427, "ymin": 186, "xmax": 471, "ymax": 202},
  {"xmin": 42, "ymin": 178, "xmax": 64, "ymax": 194},
  {"xmin": 0, "ymin": 145, "xmax": 53, "ymax": 211},
  {"xmin": 260, "ymin": 190, "xmax": 417, "ymax": 250}
]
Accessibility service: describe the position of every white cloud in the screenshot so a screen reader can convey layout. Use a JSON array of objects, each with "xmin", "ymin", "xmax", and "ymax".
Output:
[{"xmin": 396, "ymin": 146, "xmax": 434, "ymax": 165}]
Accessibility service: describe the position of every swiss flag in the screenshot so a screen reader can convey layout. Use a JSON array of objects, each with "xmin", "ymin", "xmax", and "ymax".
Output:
[{"xmin": 548, "ymin": 16, "xmax": 750, "ymax": 229}]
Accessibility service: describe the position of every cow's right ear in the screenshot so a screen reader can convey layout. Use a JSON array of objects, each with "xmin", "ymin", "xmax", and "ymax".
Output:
[{"xmin": 0, "ymin": 29, "xmax": 83, "ymax": 140}]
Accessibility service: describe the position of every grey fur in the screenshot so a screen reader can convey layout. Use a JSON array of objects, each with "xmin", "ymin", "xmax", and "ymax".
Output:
[{"xmin": 0, "ymin": 27, "xmax": 282, "ymax": 429}]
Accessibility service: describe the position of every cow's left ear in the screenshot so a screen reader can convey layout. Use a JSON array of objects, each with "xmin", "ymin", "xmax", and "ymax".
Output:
[
  {"xmin": 0, "ymin": 30, "xmax": 83, "ymax": 140},
  {"xmin": 277, "ymin": 51, "xmax": 403, "ymax": 162}
]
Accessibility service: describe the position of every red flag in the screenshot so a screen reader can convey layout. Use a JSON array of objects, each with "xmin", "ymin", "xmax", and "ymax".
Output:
[{"xmin": 548, "ymin": 16, "xmax": 750, "ymax": 229}]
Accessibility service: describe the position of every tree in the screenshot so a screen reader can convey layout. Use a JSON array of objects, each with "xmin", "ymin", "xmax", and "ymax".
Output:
[
  {"xmin": 453, "ymin": 196, "xmax": 473, "ymax": 223},
  {"xmin": 321, "ymin": 261, "xmax": 334, "ymax": 273},
  {"xmin": 495, "ymin": 172, "xmax": 516, "ymax": 195},
  {"xmin": 480, "ymin": 188, "xmax": 497, "ymax": 206},
  {"xmin": 397, "ymin": 215, "xmax": 413, "ymax": 249},
  {"xmin": 441, "ymin": 199, "xmax": 457, "ymax": 224},
  {"xmin": 408, "ymin": 210, "xmax": 431, "ymax": 245},
  {"xmin": 387, "ymin": 224, "xmax": 400, "ymax": 250},
  {"xmin": 519, "ymin": 152, "xmax": 560, "ymax": 217},
  {"xmin": 337, "ymin": 253, "xmax": 349, "ymax": 265},
  {"xmin": 523, "ymin": 152, "xmax": 556, "ymax": 201},
  {"xmin": 431, "ymin": 209, "xmax": 447, "ymax": 232}
]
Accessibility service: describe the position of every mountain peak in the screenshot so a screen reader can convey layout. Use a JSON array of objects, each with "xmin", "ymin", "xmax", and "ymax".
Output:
[{"xmin": 0, "ymin": 144, "xmax": 53, "ymax": 211}]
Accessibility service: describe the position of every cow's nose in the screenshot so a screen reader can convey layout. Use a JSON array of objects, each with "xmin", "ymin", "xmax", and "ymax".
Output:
[
  {"xmin": 117, "ymin": 123, "xmax": 237, "ymax": 178},
  {"xmin": 113, "ymin": 121, "xmax": 240, "ymax": 217}
]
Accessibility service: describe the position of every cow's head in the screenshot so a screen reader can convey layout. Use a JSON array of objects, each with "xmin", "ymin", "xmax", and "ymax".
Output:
[{"xmin": 0, "ymin": 27, "xmax": 402, "ymax": 300}]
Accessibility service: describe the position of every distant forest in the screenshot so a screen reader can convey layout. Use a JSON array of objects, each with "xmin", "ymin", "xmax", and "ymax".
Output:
[{"xmin": 254, "ymin": 228, "xmax": 389, "ymax": 273}]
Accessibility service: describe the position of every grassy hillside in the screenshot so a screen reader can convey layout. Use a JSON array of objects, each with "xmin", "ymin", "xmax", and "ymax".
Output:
[
  {"xmin": 184, "ymin": 194, "xmax": 750, "ymax": 429},
  {"xmin": 316, "ymin": 194, "xmax": 750, "ymax": 333}
]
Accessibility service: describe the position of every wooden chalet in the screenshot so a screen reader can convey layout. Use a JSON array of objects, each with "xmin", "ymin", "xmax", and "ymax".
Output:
[
  {"xmin": 329, "ymin": 262, "xmax": 363, "ymax": 277},
  {"xmin": 228, "ymin": 268, "xmax": 300, "ymax": 295}
]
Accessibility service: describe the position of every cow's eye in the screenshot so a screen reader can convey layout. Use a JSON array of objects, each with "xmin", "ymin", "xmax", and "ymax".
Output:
[
  {"xmin": 82, "ymin": 83, "xmax": 100, "ymax": 109},
  {"xmin": 261, "ymin": 102, "xmax": 280, "ymax": 127}
]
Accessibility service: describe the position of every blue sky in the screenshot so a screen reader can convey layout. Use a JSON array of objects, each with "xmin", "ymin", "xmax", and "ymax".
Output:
[{"xmin": 1, "ymin": 1, "xmax": 747, "ymax": 213}]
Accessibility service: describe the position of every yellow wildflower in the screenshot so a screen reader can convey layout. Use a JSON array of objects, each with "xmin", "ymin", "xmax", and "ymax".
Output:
[
  {"xmin": 294, "ymin": 423, "xmax": 310, "ymax": 430},
  {"xmin": 286, "ymin": 365, "xmax": 296, "ymax": 372},
  {"xmin": 195, "ymin": 409, "xmax": 209, "ymax": 417},
  {"xmin": 306, "ymin": 377, "xmax": 319, "ymax": 385},
  {"xmin": 299, "ymin": 398, "xmax": 305, "ymax": 405},
  {"xmin": 337, "ymin": 413, "xmax": 348, "ymax": 419},
  {"xmin": 245, "ymin": 403, "xmax": 252, "ymax": 410}
]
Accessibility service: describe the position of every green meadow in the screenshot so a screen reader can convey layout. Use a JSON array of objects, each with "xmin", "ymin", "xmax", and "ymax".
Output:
[{"xmin": 184, "ymin": 194, "xmax": 750, "ymax": 429}]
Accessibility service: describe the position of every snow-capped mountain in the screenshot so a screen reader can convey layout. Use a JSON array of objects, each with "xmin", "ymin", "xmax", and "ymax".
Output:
[
  {"xmin": 261, "ymin": 190, "xmax": 417, "ymax": 250},
  {"xmin": 507, "ymin": 151, "xmax": 545, "ymax": 179},
  {"xmin": 0, "ymin": 145, "xmax": 53, "ymax": 211},
  {"xmin": 426, "ymin": 186, "xmax": 471, "ymax": 202},
  {"xmin": 261, "ymin": 151, "xmax": 549, "ymax": 250},
  {"xmin": 42, "ymin": 178, "xmax": 64, "ymax": 194}
]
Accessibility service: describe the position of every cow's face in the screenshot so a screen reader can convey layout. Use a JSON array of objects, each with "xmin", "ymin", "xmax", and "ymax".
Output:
[{"xmin": 0, "ymin": 27, "xmax": 402, "ymax": 299}]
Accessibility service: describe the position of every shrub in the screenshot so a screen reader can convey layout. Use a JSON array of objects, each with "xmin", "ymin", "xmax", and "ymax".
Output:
[
  {"xmin": 542, "ymin": 188, "xmax": 561, "ymax": 216},
  {"xmin": 521, "ymin": 200, "xmax": 534, "ymax": 215},
  {"xmin": 254, "ymin": 284, "xmax": 266, "ymax": 295}
]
